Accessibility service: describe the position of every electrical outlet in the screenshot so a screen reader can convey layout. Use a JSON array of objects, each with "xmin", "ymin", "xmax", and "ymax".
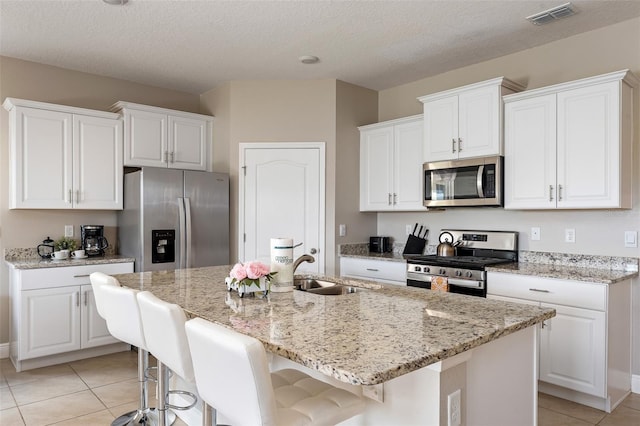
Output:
[
  {"xmin": 448, "ymin": 389, "xmax": 461, "ymax": 426},
  {"xmin": 565, "ymin": 228, "xmax": 575, "ymax": 243},
  {"xmin": 64, "ymin": 225, "xmax": 74, "ymax": 238},
  {"xmin": 339, "ymin": 224, "xmax": 346, "ymax": 237},
  {"xmin": 531, "ymin": 227, "xmax": 541, "ymax": 241}
]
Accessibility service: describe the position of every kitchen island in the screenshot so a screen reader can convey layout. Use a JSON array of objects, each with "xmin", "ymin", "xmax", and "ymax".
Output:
[{"xmin": 116, "ymin": 265, "xmax": 554, "ymax": 425}]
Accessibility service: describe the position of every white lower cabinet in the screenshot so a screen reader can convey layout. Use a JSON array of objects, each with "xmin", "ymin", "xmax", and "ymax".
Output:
[
  {"xmin": 340, "ymin": 257, "xmax": 406, "ymax": 285},
  {"xmin": 9, "ymin": 262, "xmax": 133, "ymax": 371},
  {"xmin": 487, "ymin": 272, "xmax": 631, "ymax": 412}
]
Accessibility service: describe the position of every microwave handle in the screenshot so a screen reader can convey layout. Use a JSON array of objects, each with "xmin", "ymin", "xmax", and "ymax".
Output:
[{"xmin": 476, "ymin": 165, "xmax": 485, "ymax": 198}]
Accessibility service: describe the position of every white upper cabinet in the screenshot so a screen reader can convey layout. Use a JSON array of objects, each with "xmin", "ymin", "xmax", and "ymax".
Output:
[
  {"xmin": 3, "ymin": 98, "xmax": 123, "ymax": 210},
  {"xmin": 504, "ymin": 70, "xmax": 637, "ymax": 210},
  {"xmin": 418, "ymin": 77, "xmax": 525, "ymax": 162},
  {"xmin": 359, "ymin": 115, "xmax": 425, "ymax": 211},
  {"xmin": 112, "ymin": 101, "xmax": 213, "ymax": 171}
]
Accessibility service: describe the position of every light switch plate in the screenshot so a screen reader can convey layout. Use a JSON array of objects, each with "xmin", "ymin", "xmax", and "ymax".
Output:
[
  {"xmin": 565, "ymin": 228, "xmax": 575, "ymax": 243},
  {"xmin": 64, "ymin": 225, "xmax": 74, "ymax": 238},
  {"xmin": 624, "ymin": 231, "xmax": 637, "ymax": 248}
]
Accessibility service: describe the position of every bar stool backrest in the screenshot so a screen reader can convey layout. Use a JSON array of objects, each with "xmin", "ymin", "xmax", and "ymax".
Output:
[
  {"xmin": 89, "ymin": 271, "xmax": 120, "ymax": 320},
  {"xmin": 93, "ymin": 278, "xmax": 147, "ymax": 350},
  {"xmin": 185, "ymin": 318, "xmax": 279, "ymax": 426},
  {"xmin": 137, "ymin": 291, "xmax": 195, "ymax": 382}
]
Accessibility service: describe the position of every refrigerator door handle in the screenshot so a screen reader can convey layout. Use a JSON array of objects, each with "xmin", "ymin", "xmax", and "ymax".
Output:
[
  {"xmin": 184, "ymin": 197, "xmax": 192, "ymax": 269},
  {"xmin": 178, "ymin": 197, "xmax": 187, "ymax": 269}
]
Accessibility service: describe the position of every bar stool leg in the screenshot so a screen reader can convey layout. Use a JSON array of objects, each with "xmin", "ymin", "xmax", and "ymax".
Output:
[
  {"xmin": 111, "ymin": 349, "xmax": 158, "ymax": 426},
  {"xmin": 202, "ymin": 402, "xmax": 217, "ymax": 426}
]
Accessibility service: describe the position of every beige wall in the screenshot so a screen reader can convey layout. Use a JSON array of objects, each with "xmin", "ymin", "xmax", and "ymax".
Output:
[
  {"xmin": 0, "ymin": 56, "xmax": 201, "ymax": 343},
  {"xmin": 376, "ymin": 17, "xmax": 640, "ymax": 375}
]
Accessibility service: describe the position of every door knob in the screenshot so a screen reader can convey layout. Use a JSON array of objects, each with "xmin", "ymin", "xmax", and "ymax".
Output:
[{"xmin": 310, "ymin": 248, "xmax": 318, "ymax": 254}]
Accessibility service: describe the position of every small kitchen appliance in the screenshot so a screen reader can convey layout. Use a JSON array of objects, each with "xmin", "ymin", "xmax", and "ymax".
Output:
[
  {"xmin": 423, "ymin": 155, "xmax": 503, "ymax": 208},
  {"xmin": 37, "ymin": 236, "xmax": 55, "ymax": 259},
  {"xmin": 81, "ymin": 225, "xmax": 109, "ymax": 257},
  {"xmin": 406, "ymin": 229, "xmax": 518, "ymax": 297},
  {"xmin": 369, "ymin": 236, "xmax": 391, "ymax": 253}
]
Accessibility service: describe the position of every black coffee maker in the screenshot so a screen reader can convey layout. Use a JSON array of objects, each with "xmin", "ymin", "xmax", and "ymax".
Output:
[{"xmin": 81, "ymin": 225, "xmax": 109, "ymax": 257}]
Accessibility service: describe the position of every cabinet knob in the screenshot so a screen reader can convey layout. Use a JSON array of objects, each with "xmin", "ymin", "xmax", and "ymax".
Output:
[{"xmin": 310, "ymin": 248, "xmax": 318, "ymax": 254}]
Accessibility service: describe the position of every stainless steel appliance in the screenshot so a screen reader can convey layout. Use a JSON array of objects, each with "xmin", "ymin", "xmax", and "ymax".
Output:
[
  {"xmin": 423, "ymin": 155, "xmax": 503, "ymax": 208},
  {"xmin": 118, "ymin": 168, "xmax": 229, "ymax": 272},
  {"xmin": 406, "ymin": 229, "xmax": 518, "ymax": 297},
  {"xmin": 81, "ymin": 225, "xmax": 109, "ymax": 257},
  {"xmin": 369, "ymin": 236, "xmax": 391, "ymax": 253}
]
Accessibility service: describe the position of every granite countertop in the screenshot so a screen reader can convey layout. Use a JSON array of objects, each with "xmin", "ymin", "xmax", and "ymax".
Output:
[
  {"xmin": 5, "ymin": 255, "xmax": 135, "ymax": 269},
  {"xmin": 114, "ymin": 265, "xmax": 554, "ymax": 386},
  {"xmin": 487, "ymin": 262, "xmax": 638, "ymax": 284}
]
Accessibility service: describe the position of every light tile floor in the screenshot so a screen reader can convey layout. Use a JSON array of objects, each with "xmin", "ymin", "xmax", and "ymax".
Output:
[
  {"xmin": 1, "ymin": 350, "xmax": 639, "ymax": 425},
  {"xmin": 0, "ymin": 350, "xmax": 187, "ymax": 426}
]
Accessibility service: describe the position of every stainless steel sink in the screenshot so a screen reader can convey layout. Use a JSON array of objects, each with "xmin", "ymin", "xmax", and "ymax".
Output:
[
  {"xmin": 306, "ymin": 285, "xmax": 365, "ymax": 295},
  {"xmin": 294, "ymin": 278, "xmax": 336, "ymax": 290}
]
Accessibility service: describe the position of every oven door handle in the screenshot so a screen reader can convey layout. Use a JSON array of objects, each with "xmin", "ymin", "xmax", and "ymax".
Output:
[
  {"xmin": 406, "ymin": 272, "xmax": 484, "ymax": 289},
  {"xmin": 476, "ymin": 165, "xmax": 485, "ymax": 198}
]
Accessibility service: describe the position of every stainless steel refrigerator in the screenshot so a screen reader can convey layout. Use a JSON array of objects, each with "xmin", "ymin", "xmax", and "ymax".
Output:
[{"xmin": 118, "ymin": 167, "xmax": 229, "ymax": 272}]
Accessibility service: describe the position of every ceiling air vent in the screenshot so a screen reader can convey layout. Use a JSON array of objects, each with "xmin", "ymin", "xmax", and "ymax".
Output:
[{"xmin": 526, "ymin": 2, "xmax": 577, "ymax": 25}]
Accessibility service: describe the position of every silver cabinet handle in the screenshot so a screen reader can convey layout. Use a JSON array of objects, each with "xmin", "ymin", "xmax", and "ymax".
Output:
[
  {"xmin": 310, "ymin": 248, "xmax": 318, "ymax": 254},
  {"xmin": 458, "ymin": 138, "xmax": 462, "ymax": 151},
  {"xmin": 164, "ymin": 151, "xmax": 169, "ymax": 163},
  {"xmin": 393, "ymin": 193, "xmax": 397, "ymax": 204},
  {"xmin": 549, "ymin": 185, "xmax": 554, "ymax": 202},
  {"xmin": 84, "ymin": 290, "xmax": 89, "ymax": 306},
  {"xmin": 451, "ymin": 138, "xmax": 456, "ymax": 153},
  {"xmin": 68, "ymin": 189, "xmax": 72, "ymax": 204},
  {"xmin": 388, "ymin": 193, "xmax": 392, "ymax": 205},
  {"xmin": 366, "ymin": 268, "xmax": 379, "ymax": 272},
  {"xmin": 558, "ymin": 184, "xmax": 563, "ymax": 201},
  {"xmin": 73, "ymin": 274, "xmax": 91, "ymax": 278},
  {"xmin": 75, "ymin": 190, "xmax": 79, "ymax": 204},
  {"xmin": 529, "ymin": 288, "xmax": 550, "ymax": 293},
  {"xmin": 170, "ymin": 152, "xmax": 175, "ymax": 163},
  {"xmin": 76, "ymin": 291, "xmax": 80, "ymax": 307}
]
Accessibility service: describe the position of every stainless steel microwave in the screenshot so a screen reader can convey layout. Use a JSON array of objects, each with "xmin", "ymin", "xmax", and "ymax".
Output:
[{"xmin": 423, "ymin": 156, "xmax": 503, "ymax": 208}]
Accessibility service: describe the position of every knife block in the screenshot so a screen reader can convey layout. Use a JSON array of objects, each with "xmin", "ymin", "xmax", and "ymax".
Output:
[{"xmin": 403, "ymin": 234, "xmax": 426, "ymax": 255}]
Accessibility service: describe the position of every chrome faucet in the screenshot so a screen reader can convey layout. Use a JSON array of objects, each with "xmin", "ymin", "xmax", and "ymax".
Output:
[{"xmin": 292, "ymin": 254, "xmax": 315, "ymax": 273}]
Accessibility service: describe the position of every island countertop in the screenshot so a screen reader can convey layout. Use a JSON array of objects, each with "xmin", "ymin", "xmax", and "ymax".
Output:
[{"xmin": 114, "ymin": 265, "xmax": 554, "ymax": 386}]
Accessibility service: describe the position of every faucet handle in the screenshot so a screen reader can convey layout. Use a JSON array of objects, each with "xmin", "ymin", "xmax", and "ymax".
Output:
[{"xmin": 310, "ymin": 248, "xmax": 318, "ymax": 254}]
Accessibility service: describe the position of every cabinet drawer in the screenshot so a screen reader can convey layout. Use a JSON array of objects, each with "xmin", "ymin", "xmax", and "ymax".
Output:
[
  {"xmin": 487, "ymin": 272, "xmax": 606, "ymax": 311},
  {"xmin": 19, "ymin": 263, "xmax": 134, "ymax": 291},
  {"xmin": 340, "ymin": 258, "xmax": 406, "ymax": 284}
]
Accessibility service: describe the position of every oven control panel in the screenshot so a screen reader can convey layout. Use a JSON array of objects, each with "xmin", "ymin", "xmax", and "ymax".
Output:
[{"xmin": 407, "ymin": 263, "xmax": 486, "ymax": 282}]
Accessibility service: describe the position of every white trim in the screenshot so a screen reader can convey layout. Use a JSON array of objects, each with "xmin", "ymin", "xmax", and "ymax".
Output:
[
  {"xmin": 417, "ymin": 76, "xmax": 525, "ymax": 103},
  {"xmin": 632, "ymin": 374, "xmax": 640, "ymax": 394},
  {"xmin": 0, "ymin": 342, "xmax": 9, "ymax": 359},
  {"xmin": 357, "ymin": 114, "xmax": 423, "ymax": 131},
  {"xmin": 109, "ymin": 101, "xmax": 214, "ymax": 121},
  {"xmin": 2, "ymin": 97, "xmax": 120, "ymax": 119},
  {"xmin": 238, "ymin": 142, "xmax": 326, "ymax": 274}
]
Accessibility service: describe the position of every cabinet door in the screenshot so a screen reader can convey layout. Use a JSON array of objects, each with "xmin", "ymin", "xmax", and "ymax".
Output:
[
  {"xmin": 539, "ymin": 303, "xmax": 606, "ymax": 397},
  {"xmin": 73, "ymin": 115, "xmax": 123, "ymax": 209},
  {"xmin": 504, "ymin": 95, "xmax": 557, "ymax": 209},
  {"xmin": 11, "ymin": 107, "xmax": 73, "ymax": 209},
  {"xmin": 168, "ymin": 115, "xmax": 209, "ymax": 171},
  {"xmin": 557, "ymin": 81, "xmax": 620, "ymax": 208},
  {"xmin": 458, "ymin": 86, "xmax": 501, "ymax": 159},
  {"xmin": 123, "ymin": 109, "xmax": 167, "ymax": 167},
  {"xmin": 423, "ymin": 96, "xmax": 458, "ymax": 161},
  {"xmin": 360, "ymin": 126, "xmax": 394, "ymax": 211},
  {"xmin": 80, "ymin": 285, "xmax": 119, "ymax": 348},
  {"xmin": 20, "ymin": 287, "xmax": 80, "ymax": 359},
  {"xmin": 393, "ymin": 119, "xmax": 424, "ymax": 210}
]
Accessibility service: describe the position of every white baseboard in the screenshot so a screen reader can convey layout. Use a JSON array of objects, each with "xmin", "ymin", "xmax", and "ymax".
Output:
[
  {"xmin": 0, "ymin": 342, "xmax": 9, "ymax": 359},
  {"xmin": 633, "ymin": 374, "xmax": 640, "ymax": 394}
]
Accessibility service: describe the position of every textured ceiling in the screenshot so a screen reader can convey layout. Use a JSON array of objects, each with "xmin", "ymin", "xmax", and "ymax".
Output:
[{"xmin": 1, "ymin": 1, "xmax": 640, "ymax": 94}]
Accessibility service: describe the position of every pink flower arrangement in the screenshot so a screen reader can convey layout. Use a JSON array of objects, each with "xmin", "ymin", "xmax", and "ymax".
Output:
[{"xmin": 229, "ymin": 261, "xmax": 275, "ymax": 288}]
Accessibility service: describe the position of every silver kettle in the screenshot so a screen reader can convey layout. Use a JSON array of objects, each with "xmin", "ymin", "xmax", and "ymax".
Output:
[{"xmin": 437, "ymin": 231, "xmax": 455, "ymax": 257}]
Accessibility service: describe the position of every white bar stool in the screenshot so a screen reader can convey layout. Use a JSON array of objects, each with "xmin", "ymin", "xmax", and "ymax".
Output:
[
  {"xmin": 185, "ymin": 317, "xmax": 366, "ymax": 426},
  {"xmin": 137, "ymin": 291, "xmax": 198, "ymax": 426},
  {"xmin": 89, "ymin": 272, "xmax": 165, "ymax": 426}
]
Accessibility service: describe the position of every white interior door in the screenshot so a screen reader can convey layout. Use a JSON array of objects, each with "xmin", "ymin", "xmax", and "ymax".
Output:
[{"xmin": 240, "ymin": 143, "xmax": 325, "ymax": 275}]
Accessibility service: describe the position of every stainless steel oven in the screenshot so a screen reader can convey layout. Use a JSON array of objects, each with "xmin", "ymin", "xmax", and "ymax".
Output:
[
  {"xmin": 406, "ymin": 230, "xmax": 518, "ymax": 297},
  {"xmin": 423, "ymin": 156, "xmax": 503, "ymax": 208}
]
